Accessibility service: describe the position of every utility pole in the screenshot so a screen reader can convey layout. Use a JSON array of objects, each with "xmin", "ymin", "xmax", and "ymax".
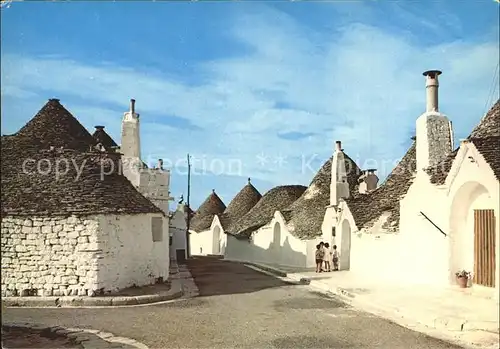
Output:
[{"xmin": 185, "ymin": 154, "xmax": 191, "ymax": 259}]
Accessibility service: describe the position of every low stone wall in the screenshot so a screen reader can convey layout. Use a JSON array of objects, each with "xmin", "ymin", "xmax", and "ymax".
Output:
[{"xmin": 1, "ymin": 216, "xmax": 100, "ymax": 297}]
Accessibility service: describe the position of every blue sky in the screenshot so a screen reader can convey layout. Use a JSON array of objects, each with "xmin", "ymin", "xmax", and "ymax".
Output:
[{"xmin": 2, "ymin": 0, "xmax": 499, "ymax": 209}]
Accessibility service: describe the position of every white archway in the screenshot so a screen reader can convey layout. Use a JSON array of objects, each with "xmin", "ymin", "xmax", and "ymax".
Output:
[
  {"xmin": 213, "ymin": 226, "xmax": 221, "ymax": 255},
  {"xmin": 273, "ymin": 222, "xmax": 281, "ymax": 246},
  {"xmin": 449, "ymin": 181, "xmax": 496, "ymax": 288},
  {"xmin": 272, "ymin": 222, "xmax": 282, "ymax": 262},
  {"xmin": 340, "ymin": 219, "xmax": 351, "ymax": 270}
]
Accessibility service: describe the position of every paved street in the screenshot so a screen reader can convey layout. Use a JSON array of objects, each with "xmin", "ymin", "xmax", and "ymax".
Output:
[{"xmin": 3, "ymin": 258, "xmax": 463, "ymax": 349}]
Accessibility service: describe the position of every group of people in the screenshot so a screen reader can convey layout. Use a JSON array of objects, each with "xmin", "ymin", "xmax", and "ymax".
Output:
[{"xmin": 315, "ymin": 242, "xmax": 339, "ymax": 273}]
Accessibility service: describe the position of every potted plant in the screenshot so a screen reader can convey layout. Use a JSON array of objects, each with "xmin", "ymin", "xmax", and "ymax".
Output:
[{"xmin": 455, "ymin": 270, "xmax": 471, "ymax": 288}]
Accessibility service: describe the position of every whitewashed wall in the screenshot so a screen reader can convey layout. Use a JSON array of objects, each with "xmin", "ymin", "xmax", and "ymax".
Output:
[
  {"xmin": 447, "ymin": 143, "xmax": 500, "ymax": 297},
  {"xmin": 398, "ymin": 173, "xmax": 450, "ymax": 285},
  {"xmin": 212, "ymin": 216, "xmax": 227, "ymax": 256},
  {"xmin": 339, "ymin": 141, "xmax": 500, "ymax": 294},
  {"xmin": 169, "ymin": 227, "xmax": 187, "ymax": 260},
  {"xmin": 189, "ymin": 229, "xmax": 213, "ymax": 256},
  {"xmin": 189, "ymin": 216, "xmax": 227, "ymax": 256},
  {"xmin": 1, "ymin": 216, "xmax": 100, "ymax": 297},
  {"xmin": 169, "ymin": 208, "xmax": 187, "ymax": 260},
  {"xmin": 321, "ymin": 207, "xmax": 338, "ymax": 247},
  {"xmin": 224, "ymin": 212, "xmax": 319, "ymax": 269},
  {"xmin": 337, "ymin": 195, "xmax": 449, "ymax": 286},
  {"xmin": 95, "ymin": 213, "xmax": 170, "ymax": 292},
  {"xmin": 1, "ymin": 213, "xmax": 170, "ymax": 297}
]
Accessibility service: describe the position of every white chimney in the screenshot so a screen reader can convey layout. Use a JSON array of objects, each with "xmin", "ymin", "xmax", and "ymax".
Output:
[
  {"xmin": 335, "ymin": 141, "xmax": 342, "ymax": 152},
  {"xmin": 121, "ymin": 98, "xmax": 141, "ymax": 159},
  {"xmin": 423, "ymin": 70, "xmax": 441, "ymax": 112},
  {"xmin": 330, "ymin": 139, "xmax": 349, "ymax": 206}
]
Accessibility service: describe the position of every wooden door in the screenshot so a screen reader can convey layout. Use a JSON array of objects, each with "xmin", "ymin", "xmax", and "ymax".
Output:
[{"xmin": 473, "ymin": 209, "xmax": 496, "ymax": 287}]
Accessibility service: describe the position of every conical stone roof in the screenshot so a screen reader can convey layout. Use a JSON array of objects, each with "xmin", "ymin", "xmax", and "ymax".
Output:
[
  {"xmin": 231, "ymin": 185, "xmax": 307, "ymax": 238},
  {"xmin": 469, "ymin": 99, "xmax": 500, "ymax": 139},
  {"xmin": 92, "ymin": 126, "xmax": 118, "ymax": 150},
  {"xmin": 16, "ymin": 99, "xmax": 96, "ymax": 152},
  {"xmin": 283, "ymin": 153, "xmax": 362, "ymax": 239},
  {"xmin": 427, "ymin": 99, "xmax": 500, "ymax": 185},
  {"xmin": 1, "ymin": 99, "xmax": 163, "ymax": 217},
  {"xmin": 345, "ymin": 141, "xmax": 417, "ymax": 231},
  {"xmin": 219, "ymin": 178, "xmax": 262, "ymax": 233},
  {"xmin": 190, "ymin": 190, "xmax": 226, "ymax": 232}
]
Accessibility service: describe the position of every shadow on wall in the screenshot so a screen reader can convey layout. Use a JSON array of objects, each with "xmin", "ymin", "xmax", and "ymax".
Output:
[
  {"xmin": 220, "ymin": 239, "xmax": 227, "ymax": 256},
  {"xmin": 225, "ymin": 233, "xmax": 309, "ymax": 269},
  {"xmin": 186, "ymin": 257, "xmax": 295, "ymax": 297}
]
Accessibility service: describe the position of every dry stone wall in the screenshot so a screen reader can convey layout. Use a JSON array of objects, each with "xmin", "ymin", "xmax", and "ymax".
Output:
[{"xmin": 1, "ymin": 216, "xmax": 100, "ymax": 297}]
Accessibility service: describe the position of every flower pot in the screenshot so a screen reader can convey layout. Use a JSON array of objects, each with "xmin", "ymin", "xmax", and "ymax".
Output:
[{"xmin": 457, "ymin": 276, "xmax": 468, "ymax": 288}]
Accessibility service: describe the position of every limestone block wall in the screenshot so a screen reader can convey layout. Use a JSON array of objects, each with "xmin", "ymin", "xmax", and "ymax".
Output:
[
  {"xmin": 1, "ymin": 213, "xmax": 170, "ymax": 297},
  {"xmin": 416, "ymin": 111, "xmax": 452, "ymax": 170},
  {"xmin": 138, "ymin": 169, "xmax": 171, "ymax": 214},
  {"xmin": 1, "ymin": 216, "xmax": 99, "ymax": 297}
]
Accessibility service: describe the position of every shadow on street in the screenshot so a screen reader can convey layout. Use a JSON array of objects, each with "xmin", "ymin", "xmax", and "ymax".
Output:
[{"xmin": 186, "ymin": 256, "xmax": 295, "ymax": 297}]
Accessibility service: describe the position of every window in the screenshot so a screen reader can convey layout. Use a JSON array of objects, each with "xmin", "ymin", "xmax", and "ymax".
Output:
[
  {"xmin": 332, "ymin": 227, "xmax": 336, "ymax": 237},
  {"xmin": 152, "ymin": 217, "xmax": 163, "ymax": 242}
]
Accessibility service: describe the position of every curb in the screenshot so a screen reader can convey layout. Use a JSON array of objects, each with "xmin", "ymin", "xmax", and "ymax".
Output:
[
  {"xmin": 222, "ymin": 259, "xmax": 289, "ymax": 278},
  {"xmin": 1, "ymin": 284, "xmax": 182, "ymax": 308},
  {"xmin": 246, "ymin": 263, "xmax": 499, "ymax": 349},
  {"xmin": 2, "ymin": 274, "xmax": 183, "ymax": 308},
  {"xmin": 2, "ymin": 322, "xmax": 149, "ymax": 349}
]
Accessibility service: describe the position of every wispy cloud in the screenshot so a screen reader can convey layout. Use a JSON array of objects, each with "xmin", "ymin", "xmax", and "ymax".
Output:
[{"xmin": 1, "ymin": 2, "xmax": 498, "ymax": 207}]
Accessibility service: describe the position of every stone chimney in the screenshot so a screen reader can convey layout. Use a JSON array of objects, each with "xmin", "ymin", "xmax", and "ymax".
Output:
[
  {"xmin": 330, "ymin": 140, "xmax": 350, "ymax": 206},
  {"xmin": 358, "ymin": 169, "xmax": 379, "ymax": 194},
  {"xmin": 94, "ymin": 125, "xmax": 105, "ymax": 131},
  {"xmin": 416, "ymin": 70, "xmax": 453, "ymax": 172}
]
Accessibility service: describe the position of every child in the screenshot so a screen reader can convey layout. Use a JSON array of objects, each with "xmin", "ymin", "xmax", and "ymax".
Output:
[
  {"xmin": 332, "ymin": 245, "xmax": 339, "ymax": 271},
  {"xmin": 315, "ymin": 244, "xmax": 325, "ymax": 273},
  {"xmin": 323, "ymin": 243, "xmax": 331, "ymax": 272}
]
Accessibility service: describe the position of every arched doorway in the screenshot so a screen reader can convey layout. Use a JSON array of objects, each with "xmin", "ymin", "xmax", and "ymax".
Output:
[
  {"xmin": 340, "ymin": 219, "xmax": 351, "ymax": 270},
  {"xmin": 449, "ymin": 181, "xmax": 496, "ymax": 288},
  {"xmin": 273, "ymin": 222, "xmax": 281, "ymax": 245},
  {"xmin": 272, "ymin": 222, "xmax": 282, "ymax": 262},
  {"xmin": 213, "ymin": 226, "xmax": 221, "ymax": 255}
]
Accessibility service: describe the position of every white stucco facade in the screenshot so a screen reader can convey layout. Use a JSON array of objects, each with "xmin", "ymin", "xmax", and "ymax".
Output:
[
  {"xmin": 331, "ymin": 197, "xmax": 449, "ymax": 286},
  {"xmin": 96, "ymin": 213, "xmax": 170, "ymax": 292},
  {"xmin": 1, "ymin": 213, "xmax": 170, "ymax": 297},
  {"xmin": 169, "ymin": 205, "xmax": 188, "ymax": 261},
  {"xmin": 224, "ymin": 212, "xmax": 320, "ymax": 268},
  {"xmin": 321, "ymin": 206, "xmax": 338, "ymax": 248},
  {"xmin": 189, "ymin": 216, "xmax": 227, "ymax": 256},
  {"xmin": 446, "ymin": 142, "xmax": 499, "ymax": 297},
  {"xmin": 334, "ymin": 140, "xmax": 499, "ymax": 297}
]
